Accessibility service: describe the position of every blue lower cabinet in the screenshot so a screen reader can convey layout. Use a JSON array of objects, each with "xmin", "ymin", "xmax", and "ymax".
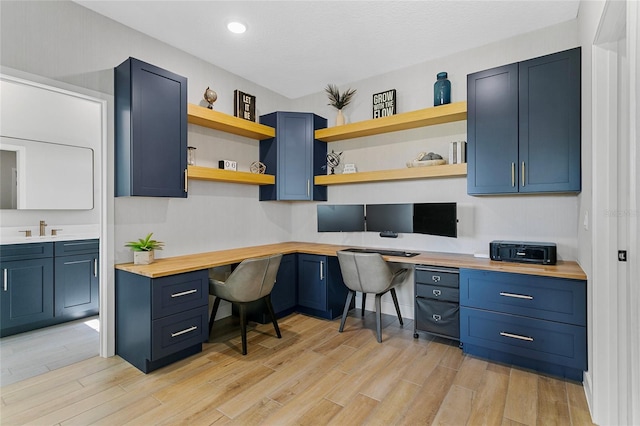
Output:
[
  {"xmin": 54, "ymin": 252, "xmax": 99, "ymax": 320},
  {"xmin": 297, "ymin": 254, "xmax": 348, "ymax": 319},
  {"xmin": 459, "ymin": 269, "xmax": 587, "ymax": 380},
  {"xmin": 116, "ymin": 269, "xmax": 208, "ymax": 373}
]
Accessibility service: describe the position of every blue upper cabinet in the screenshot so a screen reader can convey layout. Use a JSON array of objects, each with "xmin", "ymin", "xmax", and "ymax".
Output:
[
  {"xmin": 259, "ymin": 112, "xmax": 327, "ymax": 201},
  {"xmin": 467, "ymin": 47, "xmax": 581, "ymax": 195},
  {"xmin": 115, "ymin": 58, "xmax": 188, "ymax": 197}
]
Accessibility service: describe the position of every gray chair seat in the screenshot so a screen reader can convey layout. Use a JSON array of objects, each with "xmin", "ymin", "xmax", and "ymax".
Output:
[
  {"xmin": 337, "ymin": 251, "xmax": 410, "ymax": 342},
  {"xmin": 208, "ymin": 253, "xmax": 283, "ymax": 355}
]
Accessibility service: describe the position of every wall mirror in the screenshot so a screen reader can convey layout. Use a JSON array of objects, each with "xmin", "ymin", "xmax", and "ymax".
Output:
[{"xmin": 0, "ymin": 137, "xmax": 94, "ymax": 210}]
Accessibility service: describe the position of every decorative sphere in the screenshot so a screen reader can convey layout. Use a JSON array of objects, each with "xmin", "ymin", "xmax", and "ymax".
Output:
[
  {"xmin": 204, "ymin": 87, "xmax": 218, "ymax": 106},
  {"xmin": 327, "ymin": 151, "xmax": 341, "ymax": 168}
]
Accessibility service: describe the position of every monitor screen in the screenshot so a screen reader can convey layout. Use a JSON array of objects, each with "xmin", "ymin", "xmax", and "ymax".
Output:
[
  {"xmin": 365, "ymin": 203, "xmax": 413, "ymax": 233},
  {"xmin": 413, "ymin": 202, "xmax": 457, "ymax": 238},
  {"xmin": 317, "ymin": 204, "xmax": 365, "ymax": 232}
]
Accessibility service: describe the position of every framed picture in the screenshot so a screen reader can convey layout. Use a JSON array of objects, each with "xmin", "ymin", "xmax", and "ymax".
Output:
[
  {"xmin": 234, "ymin": 90, "xmax": 256, "ymax": 121},
  {"xmin": 372, "ymin": 89, "xmax": 396, "ymax": 118}
]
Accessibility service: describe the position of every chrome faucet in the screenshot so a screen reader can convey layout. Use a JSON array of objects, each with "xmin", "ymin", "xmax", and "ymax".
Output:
[{"xmin": 39, "ymin": 220, "xmax": 47, "ymax": 237}]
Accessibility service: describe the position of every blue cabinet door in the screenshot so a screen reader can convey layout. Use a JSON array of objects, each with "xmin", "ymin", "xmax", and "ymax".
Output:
[
  {"xmin": 54, "ymin": 253, "xmax": 99, "ymax": 320},
  {"xmin": 519, "ymin": 47, "xmax": 581, "ymax": 193},
  {"xmin": 270, "ymin": 254, "xmax": 297, "ymax": 315},
  {"xmin": 0, "ymin": 258, "xmax": 54, "ymax": 336},
  {"xmin": 297, "ymin": 254, "xmax": 327, "ymax": 311},
  {"xmin": 259, "ymin": 112, "xmax": 327, "ymax": 201},
  {"xmin": 467, "ymin": 47, "xmax": 581, "ymax": 195},
  {"xmin": 467, "ymin": 63, "xmax": 519, "ymax": 195},
  {"xmin": 115, "ymin": 57, "xmax": 188, "ymax": 197}
]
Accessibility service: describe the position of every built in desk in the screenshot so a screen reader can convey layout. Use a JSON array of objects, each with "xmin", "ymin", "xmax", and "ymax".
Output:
[{"xmin": 115, "ymin": 241, "xmax": 587, "ymax": 376}]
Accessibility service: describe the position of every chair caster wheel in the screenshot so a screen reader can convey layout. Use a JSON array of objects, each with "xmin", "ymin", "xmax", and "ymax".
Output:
[{"xmin": 413, "ymin": 333, "xmax": 419, "ymax": 339}]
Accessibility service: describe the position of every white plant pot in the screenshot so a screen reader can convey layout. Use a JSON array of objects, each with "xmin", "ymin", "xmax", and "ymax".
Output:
[{"xmin": 134, "ymin": 250, "xmax": 154, "ymax": 265}]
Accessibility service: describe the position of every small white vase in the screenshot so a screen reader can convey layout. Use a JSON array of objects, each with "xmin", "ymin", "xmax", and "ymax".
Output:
[
  {"xmin": 134, "ymin": 250, "xmax": 154, "ymax": 265},
  {"xmin": 336, "ymin": 109, "xmax": 345, "ymax": 126}
]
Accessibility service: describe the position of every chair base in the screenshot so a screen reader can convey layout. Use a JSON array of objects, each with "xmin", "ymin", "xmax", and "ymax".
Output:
[
  {"xmin": 208, "ymin": 295, "xmax": 281, "ymax": 355},
  {"xmin": 339, "ymin": 288, "xmax": 403, "ymax": 343}
]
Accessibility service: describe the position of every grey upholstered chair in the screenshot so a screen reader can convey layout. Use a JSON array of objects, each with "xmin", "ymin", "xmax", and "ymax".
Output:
[
  {"xmin": 336, "ymin": 251, "xmax": 409, "ymax": 342},
  {"xmin": 208, "ymin": 253, "xmax": 283, "ymax": 355}
]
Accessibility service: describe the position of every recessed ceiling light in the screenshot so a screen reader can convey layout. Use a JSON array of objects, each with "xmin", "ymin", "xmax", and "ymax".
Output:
[{"xmin": 227, "ymin": 21, "xmax": 246, "ymax": 34}]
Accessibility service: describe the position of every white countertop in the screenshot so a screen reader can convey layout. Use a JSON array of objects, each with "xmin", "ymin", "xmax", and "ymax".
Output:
[{"xmin": 0, "ymin": 225, "xmax": 99, "ymax": 245}]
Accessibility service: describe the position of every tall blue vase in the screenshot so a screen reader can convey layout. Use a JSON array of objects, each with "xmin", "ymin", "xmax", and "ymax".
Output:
[{"xmin": 434, "ymin": 72, "xmax": 451, "ymax": 106}]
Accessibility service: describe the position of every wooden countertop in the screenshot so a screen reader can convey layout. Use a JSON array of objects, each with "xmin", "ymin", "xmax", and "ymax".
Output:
[{"xmin": 115, "ymin": 241, "xmax": 587, "ymax": 281}]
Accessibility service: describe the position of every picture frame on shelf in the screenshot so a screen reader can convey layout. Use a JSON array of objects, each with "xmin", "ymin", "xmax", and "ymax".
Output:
[
  {"xmin": 372, "ymin": 89, "xmax": 396, "ymax": 118},
  {"xmin": 234, "ymin": 90, "xmax": 256, "ymax": 121}
]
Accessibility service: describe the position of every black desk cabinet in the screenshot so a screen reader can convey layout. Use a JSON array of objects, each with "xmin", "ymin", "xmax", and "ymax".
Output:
[
  {"xmin": 115, "ymin": 57, "xmax": 188, "ymax": 198},
  {"xmin": 115, "ymin": 269, "xmax": 208, "ymax": 373},
  {"xmin": 297, "ymin": 254, "xmax": 348, "ymax": 319},
  {"xmin": 259, "ymin": 112, "xmax": 327, "ymax": 201},
  {"xmin": 467, "ymin": 47, "xmax": 581, "ymax": 195},
  {"xmin": 413, "ymin": 265, "xmax": 460, "ymax": 341},
  {"xmin": 459, "ymin": 269, "xmax": 587, "ymax": 381}
]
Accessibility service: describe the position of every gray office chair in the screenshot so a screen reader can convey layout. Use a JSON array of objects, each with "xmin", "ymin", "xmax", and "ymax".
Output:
[
  {"xmin": 336, "ymin": 251, "xmax": 409, "ymax": 342},
  {"xmin": 208, "ymin": 253, "xmax": 283, "ymax": 355}
]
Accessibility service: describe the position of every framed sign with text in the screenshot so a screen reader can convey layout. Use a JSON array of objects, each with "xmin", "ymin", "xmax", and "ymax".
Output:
[
  {"xmin": 372, "ymin": 89, "xmax": 396, "ymax": 118},
  {"xmin": 234, "ymin": 90, "xmax": 256, "ymax": 121}
]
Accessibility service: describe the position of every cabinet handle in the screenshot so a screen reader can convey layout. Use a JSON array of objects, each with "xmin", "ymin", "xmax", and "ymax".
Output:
[
  {"xmin": 431, "ymin": 275, "xmax": 441, "ymax": 283},
  {"xmin": 184, "ymin": 168, "xmax": 188, "ymax": 193},
  {"xmin": 500, "ymin": 331, "xmax": 534, "ymax": 342},
  {"xmin": 432, "ymin": 314, "xmax": 441, "ymax": 322},
  {"xmin": 3, "ymin": 269, "xmax": 7, "ymax": 291},
  {"xmin": 171, "ymin": 289, "xmax": 197, "ymax": 298},
  {"xmin": 511, "ymin": 162, "xmax": 516, "ymax": 187},
  {"xmin": 320, "ymin": 261, "xmax": 324, "ymax": 280},
  {"xmin": 432, "ymin": 289, "xmax": 441, "ymax": 297},
  {"xmin": 521, "ymin": 162, "xmax": 525, "ymax": 187},
  {"xmin": 307, "ymin": 179, "xmax": 310, "ymax": 197},
  {"xmin": 94, "ymin": 258, "xmax": 98, "ymax": 278},
  {"xmin": 171, "ymin": 325, "xmax": 197, "ymax": 337},
  {"xmin": 499, "ymin": 291, "xmax": 533, "ymax": 300}
]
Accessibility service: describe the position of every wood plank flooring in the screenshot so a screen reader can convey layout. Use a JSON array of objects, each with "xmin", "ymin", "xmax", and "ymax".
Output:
[
  {"xmin": 0, "ymin": 316, "xmax": 99, "ymax": 386},
  {"xmin": 0, "ymin": 311, "xmax": 594, "ymax": 425}
]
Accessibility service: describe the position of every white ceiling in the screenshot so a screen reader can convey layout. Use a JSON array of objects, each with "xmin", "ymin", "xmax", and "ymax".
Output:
[{"xmin": 74, "ymin": 1, "xmax": 581, "ymax": 99}]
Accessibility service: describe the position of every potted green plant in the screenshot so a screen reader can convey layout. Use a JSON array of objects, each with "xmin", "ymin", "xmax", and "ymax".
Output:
[
  {"xmin": 125, "ymin": 232, "xmax": 164, "ymax": 265},
  {"xmin": 325, "ymin": 84, "xmax": 357, "ymax": 126}
]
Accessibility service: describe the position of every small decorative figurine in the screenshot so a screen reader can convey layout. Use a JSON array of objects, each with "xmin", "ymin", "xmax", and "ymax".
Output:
[
  {"xmin": 204, "ymin": 86, "xmax": 218, "ymax": 109},
  {"xmin": 250, "ymin": 161, "xmax": 266, "ymax": 174},
  {"xmin": 326, "ymin": 150, "xmax": 343, "ymax": 174}
]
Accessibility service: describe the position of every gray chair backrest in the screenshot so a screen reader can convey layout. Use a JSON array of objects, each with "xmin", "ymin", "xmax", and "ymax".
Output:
[
  {"xmin": 337, "ymin": 251, "xmax": 395, "ymax": 294},
  {"xmin": 222, "ymin": 253, "xmax": 283, "ymax": 302}
]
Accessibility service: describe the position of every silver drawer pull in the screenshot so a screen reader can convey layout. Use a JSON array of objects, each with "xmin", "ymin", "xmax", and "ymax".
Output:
[
  {"xmin": 432, "ymin": 275, "xmax": 441, "ymax": 283},
  {"xmin": 3, "ymin": 269, "xmax": 7, "ymax": 291},
  {"xmin": 432, "ymin": 314, "xmax": 441, "ymax": 322},
  {"xmin": 171, "ymin": 326, "xmax": 197, "ymax": 337},
  {"xmin": 432, "ymin": 289, "xmax": 441, "ymax": 297},
  {"xmin": 499, "ymin": 292, "xmax": 533, "ymax": 300},
  {"xmin": 171, "ymin": 289, "xmax": 197, "ymax": 298},
  {"xmin": 500, "ymin": 331, "xmax": 534, "ymax": 342}
]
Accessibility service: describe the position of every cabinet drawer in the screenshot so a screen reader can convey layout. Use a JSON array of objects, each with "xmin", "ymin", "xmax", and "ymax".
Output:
[
  {"xmin": 460, "ymin": 269, "xmax": 586, "ymax": 326},
  {"xmin": 416, "ymin": 283, "xmax": 459, "ymax": 302},
  {"xmin": 151, "ymin": 270, "xmax": 208, "ymax": 319},
  {"xmin": 415, "ymin": 298, "xmax": 459, "ymax": 338},
  {"xmin": 460, "ymin": 307, "xmax": 586, "ymax": 370},
  {"xmin": 55, "ymin": 239, "xmax": 99, "ymax": 256},
  {"xmin": 151, "ymin": 306, "xmax": 208, "ymax": 361},
  {"xmin": 0, "ymin": 243, "xmax": 53, "ymax": 261},
  {"xmin": 415, "ymin": 267, "xmax": 459, "ymax": 288}
]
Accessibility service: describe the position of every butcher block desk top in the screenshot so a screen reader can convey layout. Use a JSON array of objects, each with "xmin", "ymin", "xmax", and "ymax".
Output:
[{"xmin": 115, "ymin": 241, "xmax": 587, "ymax": 281}]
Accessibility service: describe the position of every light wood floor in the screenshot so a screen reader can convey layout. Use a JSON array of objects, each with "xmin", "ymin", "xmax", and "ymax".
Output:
[
  {"xmin": 0, "ymin": 311, "xmax": 594, "ymax": 425},
  {"xmin": 0, "ymin": 316, "xmax": 99, "ymax": 386}
]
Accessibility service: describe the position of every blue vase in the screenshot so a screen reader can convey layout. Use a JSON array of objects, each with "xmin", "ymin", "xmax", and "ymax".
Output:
[{"xmin": 434, "ymin": 72, "xmax": 451, "ymax": 106}]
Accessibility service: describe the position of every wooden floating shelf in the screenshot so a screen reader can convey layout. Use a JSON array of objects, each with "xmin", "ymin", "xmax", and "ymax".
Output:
[
  {"xmin": 188, "ymin": 166, "xmax": 275, "ymax": 185},
  {"xmin": 315, "ymin": 163, "xmax": 467, "ymax": 185},
  {"xmin": 187, "ymin": 104, "xmax": 275, "ymax": 140},
  {"xmin": 315, "ymin": 101, "xmax": 467, "ymax": 142}
]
